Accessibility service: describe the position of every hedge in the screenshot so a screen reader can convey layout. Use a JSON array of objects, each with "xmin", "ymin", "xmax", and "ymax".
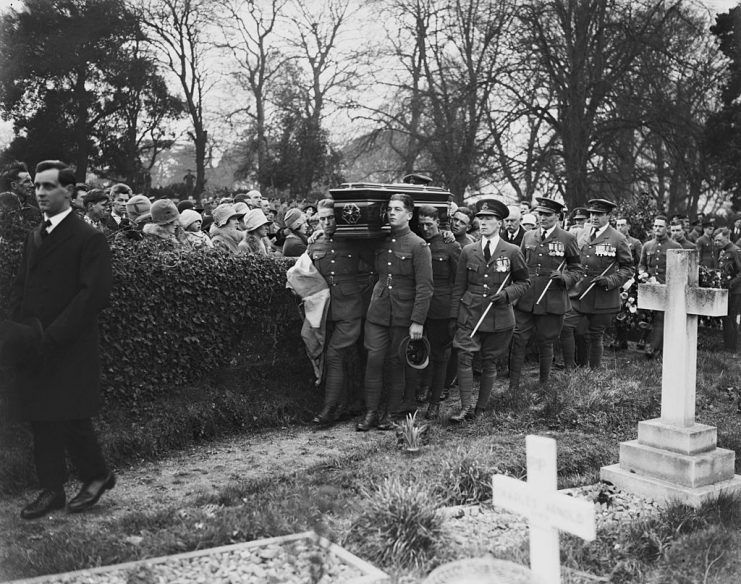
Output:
[{"xmin": 0, "ymin": 212, "xmax": 306, "ymax": 409}]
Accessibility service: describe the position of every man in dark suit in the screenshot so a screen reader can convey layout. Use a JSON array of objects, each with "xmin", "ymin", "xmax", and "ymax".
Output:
[
  {"xmin": 509, "ymin": 197, "xmax": 583, "ymax": 395},
  {"xmin": 7, "ymin": 160, "xmax": 115, "ymax": 519},
  {"xmin": 569, "ymin": 199, "xmax": 634, "ymax": 368},
  {"xmin": 501, "ymin": 205, "xmax": 525, "ymax": 246},
  {"xmin": 449, "ymin": 199, "xmax": 530, "ymax": 421}
]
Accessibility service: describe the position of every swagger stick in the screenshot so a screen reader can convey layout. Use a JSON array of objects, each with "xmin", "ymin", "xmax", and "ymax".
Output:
[
  {"xmin": 577, "ymin": 261, "xmax": 616, "ymax": 301},
  {"xmin": 469, "ymin": 273, "xmax": 511, "ymax": 338},
  {"xmin": 535, "ymin": 259, "xmax": 566, "ymax": 305}
]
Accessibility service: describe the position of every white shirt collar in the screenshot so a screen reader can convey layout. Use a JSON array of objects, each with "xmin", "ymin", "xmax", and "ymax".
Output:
[
  {"xmin": 482, "ymin": 234, "xmax": 500, "ymax": 251},
  {"xmin": 542, "ymin": 225, "xmax": 556, "ymax": 239},
  {"xmin": 44, "ymin": 207, "xmax": 73, "ymax": 234}
]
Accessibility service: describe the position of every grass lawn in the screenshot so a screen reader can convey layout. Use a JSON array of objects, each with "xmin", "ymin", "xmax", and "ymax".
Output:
[{"xmin": 1, "ymin": 327, "xmax": 741, "ymax": 583}]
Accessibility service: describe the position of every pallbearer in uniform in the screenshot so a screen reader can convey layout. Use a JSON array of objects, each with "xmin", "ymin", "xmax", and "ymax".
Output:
[
  {"xmin": 569, "ymin": 199, "xmax": 633, "ymax": 368},
  {"xmin": 509, "ymin": 197, "xmax": 582, "ymax": 398},
  {"xmin": 449, "ymin": 199, "xmax": 530, "ymax": 422},
  {"xmin": 416, "ymin": 205, "xmax": 461, "ymax": 420},
  {"xmin": 307, "ymin": 199, "xmax": 371, "ymax": 427},
  {"xmin": 357, "ymin": 193, "xmax": 433, "ymax": 431}
]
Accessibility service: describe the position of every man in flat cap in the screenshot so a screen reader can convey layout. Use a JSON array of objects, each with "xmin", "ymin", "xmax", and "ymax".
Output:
[
  {"xmin": 448, "ymin": 199, "xmax": 530, "ymax": 421},
  {"xmin": 509, "ymin": 197, "xmax": 583, "ymax": 400},
  {"xmin": 6, "ymin": 160, "xmax": 115, "ymax": 519},
  {"xmin": 83, "ymin": 189, "xmax": 111, "ymax": 232},
  {"xmin": 567, "ymin": 198, "xmax": 633, "ymax": 368}
]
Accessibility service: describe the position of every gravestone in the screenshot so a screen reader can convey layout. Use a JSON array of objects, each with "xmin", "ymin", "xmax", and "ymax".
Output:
[
  {"xmin": 490, "ymin": 435, "xmax": 596, "ymax": 584},
  {"xmin": 601, "ymin": 248, "xmax": 741, "ymax": 506}
]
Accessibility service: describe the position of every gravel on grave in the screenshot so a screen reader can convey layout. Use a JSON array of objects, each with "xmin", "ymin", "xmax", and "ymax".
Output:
[
  {"xmin": 441, "ymin": 482, "xmax": 663, "ymax": 553},
  {"xmin": 44, "ymin": 539, "xmax": 366, "ymax": 584}
]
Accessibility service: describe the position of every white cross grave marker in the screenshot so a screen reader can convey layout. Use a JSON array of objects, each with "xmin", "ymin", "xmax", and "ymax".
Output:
[
  {"xmin": 637, "ymin": 249, "xmax": 727, "ymax": 427},
  {"xmin": 491, "ymin": 435, "xmax": 596, "ymax": 584}
]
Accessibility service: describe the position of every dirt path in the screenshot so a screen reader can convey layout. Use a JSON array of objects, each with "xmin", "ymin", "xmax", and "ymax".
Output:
[{"xmin": 0, "ymin": 421, "xmax": 390, "ymax": 537}]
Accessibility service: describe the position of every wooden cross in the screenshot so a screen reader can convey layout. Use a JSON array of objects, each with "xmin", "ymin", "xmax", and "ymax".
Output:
[
  {"xmin": 491, "ymin": 435, "xmax": 596, "ymax": 584},
  {"xmin": 638, "ymin": 249, "xmax": 727, "ymax": 427}
]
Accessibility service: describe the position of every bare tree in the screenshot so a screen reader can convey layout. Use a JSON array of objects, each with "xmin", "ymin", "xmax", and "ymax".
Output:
[
  {"xmin": 360, "ymin": 0, "xmax": 518, "ymax": 201},
  {"xmin": 138, "ymin": 0, "xmax": 214, "ymax": 199},
  {"xmin": 517, "ymin": 0, "xmax": 684, "ymax": 207},
  {"xmin": 214, "ymin": 0, "xmax": 289, "ymax": 188}
]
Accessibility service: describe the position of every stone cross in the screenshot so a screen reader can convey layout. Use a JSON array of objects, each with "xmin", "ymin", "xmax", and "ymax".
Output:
[
  {"xmin": 638, "ymin": 249, "xmax": 727, "ymax": 427},
  {"xmin": 491, "ymin": 435, "xmax": 596, "ymax": 584}
]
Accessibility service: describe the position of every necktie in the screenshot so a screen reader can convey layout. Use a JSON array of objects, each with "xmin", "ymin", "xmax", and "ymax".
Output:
[
  {"xmin": 590, "ymin": 229, "xmax": 597, "ymax": 242},
  {"xmin": 484, "ymin": 240, "xmax": 491, "ymax": 262},
  {"xmin": 540, "ymin": 229, "xmax": 546, "ymax": 243},
  {"xmin": 40, "ymin": 219, "xmax": 52, "ymax": 239}
]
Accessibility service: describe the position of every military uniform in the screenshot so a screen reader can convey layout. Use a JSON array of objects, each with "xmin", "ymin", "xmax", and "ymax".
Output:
[
  {"xmin": 695, "ymin": 234, "xmax": 717, "ymax": 269},
  {"xmin": 639, "ymin": 234, "xmax": 682, "ymax": 355},
  {"xmin": 570, "ymin": 219, "xmax": 633, "ymax": 367},
  {"xmin": 451, "ymin": 232, "xmax": 530, "ymax": 417},
  {"xmin": 362, "ymin": 225, "xmax": 433, "ymax": 425},
  {"xmin": 673, "ymin": 235, "xmax": 695, "ymax": 250},
  {"xmin": 308, "ymin": 234, "xmax": 371, "ymax": 423},
  {"xmin": 418, "ymin": 234, "xmax": 461, "ymax": 415},
  {"xmin": 509, "ymin": 209, "xmax": 582, "ymax": 390},
  {"xmin": 717, "ymin": 242, "xmax": 741, "ymax": 352}
]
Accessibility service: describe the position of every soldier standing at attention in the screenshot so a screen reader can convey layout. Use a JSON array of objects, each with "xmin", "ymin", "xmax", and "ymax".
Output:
[
  {"xmin": 509, "ymin": 197, "xmax": 582, "ymax": 399},
  {"xmin": 638, "ymin": 215, "xmax": 682, "ymax": 358},
  {"xmin": 714, "ymin": 228, "xmax": 741, "ymax": 353},
  {"xmin": 449, "ymin": 199, "xmax": 530, "ymax": 422},
  {"xmin": 357, "ymin": 193, "xmax": 433, "ymax": 431},
  {"xmin": 308, "ymin": 199, "xmax": 371, "ymax": 427},
  {"xmin": 415, "ymin": 205, "xmax": 461, "ymax": 419},
  {"xmin": 695, "ymin": 218, "xmax": 717, "ymax": 269},
  {"xmin": 569, "ymin": 199, "xmax": 633, "ymax": 368}
]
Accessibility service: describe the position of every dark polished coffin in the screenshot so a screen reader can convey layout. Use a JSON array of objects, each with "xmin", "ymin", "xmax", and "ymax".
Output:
[{"xmin": 329, "ymin": 182, "xmax": 453, "ymax": 239}]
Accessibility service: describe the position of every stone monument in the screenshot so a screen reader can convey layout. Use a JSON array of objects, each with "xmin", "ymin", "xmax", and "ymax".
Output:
[{"xmin": 601, "ymin": 248, "xmax": 741, "ymax": 506}]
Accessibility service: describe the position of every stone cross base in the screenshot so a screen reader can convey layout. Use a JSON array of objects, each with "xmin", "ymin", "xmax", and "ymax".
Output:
[{"xmin": 601, "ymin": 418, "xmax": 741, "ymax": 507}]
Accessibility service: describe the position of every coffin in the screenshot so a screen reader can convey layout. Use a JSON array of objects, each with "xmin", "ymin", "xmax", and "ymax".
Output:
[{"xmin": 329, "ymin": 182, "xmax": 453, "ymax": 239}]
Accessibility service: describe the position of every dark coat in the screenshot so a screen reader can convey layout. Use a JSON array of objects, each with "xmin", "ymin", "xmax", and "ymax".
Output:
[
  {"xmin": 500, "ymin": 226, "xmax": 524, "ymax": 247},
  {"xmin": 10, "ymin": 212, "xmax": 112, "ymax": 421},
  {"xmin": 451, "ymin": 238, "xmax": 530, "ymax": 332},
  {"xmin": 571, "ymin": 225, "xmax": 634, "ymax": 314},
  {"xmin": 517, "ymin": 226, "xmax": 583, "ymax": 315},
  {"xmin": 308, "ymin": 235, "xmax": 371, "ymax": 322},
  {"xmin": 427, "ymin": 233, "xmax": 461, "ymax": 320},
  {"xmin": 366, "ymin": 226, "xmax": 433, "ymax": 327},
  {"xmin": 640, "ymin": 236, "xmax": 682, "ymax": 283}
]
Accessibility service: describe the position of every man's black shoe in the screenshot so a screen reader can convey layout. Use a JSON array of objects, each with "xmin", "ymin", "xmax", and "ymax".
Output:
[
  {"xmin": 312, "ymin": 405, "xmax": 335, "ymax": 427},
  {"xmin": 20, "ymin": 489, "xmax": 65, "ymax": 520},
  {"xmin": 68, "ymin": 472, "xmax": 115, "ymax": 513}
]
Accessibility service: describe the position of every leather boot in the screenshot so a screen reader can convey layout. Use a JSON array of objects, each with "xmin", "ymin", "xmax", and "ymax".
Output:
[
  {"xmin": 356, "ymin": 411, "xmax": 379, "ymax": 432},
  {"xmin": 416, "ymin": 385, "xmax": 430, "ymax": 404},
  {"xmin": 377, "ymin": 411, "xmax": 397, "ymax": 431},
  {"xmin": 449, "ymin": 405, "xmax": 475, "ymax": 423},
  {"xmin": 425, "ymin": 403, "xmax": 440, "ymax": 420},
  {"xmin": 312, "ymin": 405, "xmax": 335, "ymax": 427},
  {"xmin": 539, "ymin": 343, "xmax": 554, "ymax": 384}
]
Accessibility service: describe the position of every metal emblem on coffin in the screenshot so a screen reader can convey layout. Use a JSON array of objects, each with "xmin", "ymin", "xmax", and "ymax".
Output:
[{"xmin": 342, "ymin": 203, "xmax": 361, "ymax": 224}]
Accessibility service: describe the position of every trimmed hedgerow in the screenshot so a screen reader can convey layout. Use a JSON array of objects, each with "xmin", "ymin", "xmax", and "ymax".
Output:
[{"xmin": 98, "ymin": 238, "xmax": 301, "ymax": 406}]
